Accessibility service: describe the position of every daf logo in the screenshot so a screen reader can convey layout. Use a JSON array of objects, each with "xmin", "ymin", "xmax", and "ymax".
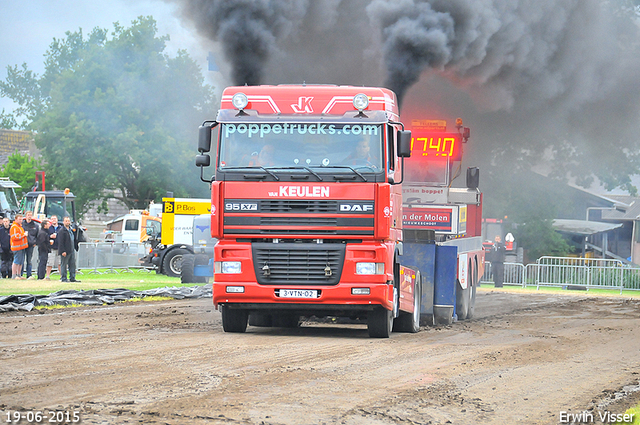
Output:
[
  {"xmin": 340, "ymin": 203, "xmax": 374, "ymax": 213},
  {"xmin": 225, "ymin": 202, "xmax": 258, "ymax": 211}
]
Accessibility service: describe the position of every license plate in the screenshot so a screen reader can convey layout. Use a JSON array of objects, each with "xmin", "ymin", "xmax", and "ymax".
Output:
[{"xmin": 279, "ymin": 289, "xmax": 318, "ymax": 299}]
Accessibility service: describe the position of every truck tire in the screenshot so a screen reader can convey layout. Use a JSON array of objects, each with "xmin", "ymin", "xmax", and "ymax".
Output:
[
  {"xmin": 393, "ymin": 271, "xmax": 421, "ymax": 333},
  {"xmin": 368, "ymin": 306, "xmax": 393, "ymax": 338},
  {"xmin": 368, "ymin": 286, "xmax": 397, "ymax": 338},
  {"xmin": 163, "ymin": 248, "xmax": 189, "ymax": 278},
  {"xmin": 456, "ymin": 279, "xmax": 470, "ymax": 320},
  {"xmin": 181, "ymin": 254, "xmax": 197, "ymax": 284},
  {"xmin": 467, "ymin": 265, "xmax": 478, "ymax": 320},
  {"xmin": 221, "ymin": 305, "xmax": 248, "ymax": 333},
  {"xmin": 193, "ymin": 254, "xmax": 210, "ymax": 283}
]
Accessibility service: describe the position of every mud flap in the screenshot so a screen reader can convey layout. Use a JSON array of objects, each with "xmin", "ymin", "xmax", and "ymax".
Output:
[
  {"xmin": 434, "ymin": 245, "xmax": 458, "ymax": 321},
  {"xmin": 401, "ymin": 242, "xmax": 458, "ymax": 325}
]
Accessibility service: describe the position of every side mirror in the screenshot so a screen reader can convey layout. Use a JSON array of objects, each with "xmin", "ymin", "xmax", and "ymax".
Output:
[
  {"xmin": 198, "ymin": 123, "xmax": 215, "ymax": 153},
  {"xmin": 397, "ymin": 130, "xmax": 412, "ymax": 158},
  {"xmin": 195, "ymin": 154, "xmax": 211, "ymax": 167},
  {"xmin": 466, "ymin": 167, "xmax": 480, "ymax": 189}
]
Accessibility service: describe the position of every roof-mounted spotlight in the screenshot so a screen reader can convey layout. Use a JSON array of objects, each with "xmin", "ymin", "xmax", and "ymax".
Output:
[
  {"xmin": 232, "ymin": 92, "xmax": 249, "ymax": 110},
  {"xmin": 353, "ymin": 93, "xmax": 369, "ymax": 112}
]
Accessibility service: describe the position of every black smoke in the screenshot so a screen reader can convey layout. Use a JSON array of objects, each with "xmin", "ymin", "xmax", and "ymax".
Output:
[
  {"xmin": 171, "ymin": 0, "xmax": 640, "ymax": 195},
  {"xmin": 173, "ymin": 0, "xmax": 309, "ymax": 85},
  {"xmin": 366, "ymin": 0, "xmax": 455, "ymax": 105},
  {"xmin": 367, "ymin": 0, "xmax": 638, "ymax": 111},
  {"xmin": 171, "ymin": 0, "xmax": 380, "ymax": 87}
]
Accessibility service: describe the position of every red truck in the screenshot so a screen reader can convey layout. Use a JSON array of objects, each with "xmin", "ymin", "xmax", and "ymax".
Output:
[{"xmin": 196, "ymin": 85, "xmax": 483, "ymax": 337}]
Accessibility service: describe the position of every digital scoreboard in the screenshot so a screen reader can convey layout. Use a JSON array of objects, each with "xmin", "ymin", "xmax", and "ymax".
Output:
[{"xmin": 409, "ymin": 130, "xmax": 462, "ymax": 161}]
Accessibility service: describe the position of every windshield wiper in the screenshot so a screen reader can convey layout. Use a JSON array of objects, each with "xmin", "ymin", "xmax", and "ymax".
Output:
[
  {"xmin": 322, "ymin": 165, "xmax": 367, "ymax": 182},
  {"xmin": 221, "ymin": 166, "xmax": 280, "ymax": 181},
  {"xmin": 274, "ymin": 166, "xmax": 323, "ymax": 181}
]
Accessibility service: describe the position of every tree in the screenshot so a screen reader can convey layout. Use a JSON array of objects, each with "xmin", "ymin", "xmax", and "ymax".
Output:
[
  {"xmin": 0, "ymin": 109, "xmax": 19, "ymax": 130},
  {"xmin": 513, "ymin": 213, "xmax": 571, "ymax": 263},
  {"xmin": 0, "ymin": 151, "xmax": 47, "ymax": 197},
  {"xmin": 483, "ymin": 169, "xmax": 573, "ymax": 262},
  {"xmin": 0, "ymin": 17, "xmax": 216, "ymax": 215}
]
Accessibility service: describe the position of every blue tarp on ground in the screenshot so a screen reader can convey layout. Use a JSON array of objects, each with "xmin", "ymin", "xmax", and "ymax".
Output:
[{"xmin": 0, "ymin": 284, "xmax": 212, "ymax": 313}]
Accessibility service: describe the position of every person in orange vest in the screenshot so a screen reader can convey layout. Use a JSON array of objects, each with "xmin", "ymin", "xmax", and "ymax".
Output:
[{"xmin": 10, "ymin": 214, "xmax": 28, "ymax": 280}]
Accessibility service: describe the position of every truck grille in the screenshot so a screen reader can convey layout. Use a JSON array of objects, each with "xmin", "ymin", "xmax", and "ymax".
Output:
[
  {"xmin": 260, "ymin": 200, "xmax": 338, "ymax": 213},
  {"xmin": 260, "ymin": 217, "xmax": 338, "ymax": 226},
  {"xmin": 223, "ymin": 198, "xmax": 374, "ymax": 237},
  {"xmin": 252, "ymin": 242, "xmax": 345, "ymax": 285}
]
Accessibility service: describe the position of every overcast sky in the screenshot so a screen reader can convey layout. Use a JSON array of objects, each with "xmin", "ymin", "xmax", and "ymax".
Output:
[{"xmin": 0, "ymin": 0, "xmax": 227, "ymax": 114}]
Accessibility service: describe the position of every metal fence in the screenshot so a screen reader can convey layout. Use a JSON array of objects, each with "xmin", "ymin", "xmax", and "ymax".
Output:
[
  {"xmin": 481, "ymin": 256, "xmax": 640, "ymax": 293},
  {"xmin": 48, "ymin": 242, "xmax": 640, "ymax": 290},
  {"xmin": 76, "ymin": 242, "xmax": 150, "ymax": 274},
  {"xmin": 482, "ymin": 262, "xmax": 527, "ymax": 286}
]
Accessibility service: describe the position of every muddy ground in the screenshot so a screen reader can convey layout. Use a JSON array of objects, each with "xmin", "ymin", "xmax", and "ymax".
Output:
[{"xmin": 1, "ymin": 289, "xmax": 639, "ymax": 425}]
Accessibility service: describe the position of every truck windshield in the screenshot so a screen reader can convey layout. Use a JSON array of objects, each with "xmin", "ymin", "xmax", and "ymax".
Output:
[
  {"xmin": 0, "ymin": 189, "xmax": 19, "ymax": 212},
  {"xmin": 218, "ymin": 123, "xmax": 384, "ymax": 171},
  {"xmin": 46, "ymin": 198, "xmax": 74, "ymax": 221}
]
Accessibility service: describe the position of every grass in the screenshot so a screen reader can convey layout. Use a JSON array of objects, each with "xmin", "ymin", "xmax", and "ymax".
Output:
[
  {"xmin": 614, "ymin": 404, "xmax": 640, "ymax": 425},
  {"xmin": 121, "ymin": 296, "xmax": 175, "ymax": 303},
  {"xmin": 33, "ymin": 303, "xmax": 85, "ymax": 310},
  {"xmin": 478, "ymin": 282, "xmax": 640, "ymax": 298},
  {"xmin": 31, "ymin": 296, "xmax": 175, "ymax": 310},
  {"xmin": 3, "ymin": 269, "xmax": 639, "ymax": 298},
  {"xmin": 0, "ymin": 268, "xmax": 186, "ymax": 296}
]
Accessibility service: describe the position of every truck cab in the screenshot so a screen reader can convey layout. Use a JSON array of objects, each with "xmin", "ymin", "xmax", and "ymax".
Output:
[
  {"xmin": 104, "ymin": 210, "xmax": 161, "ymax": 243},
  {"xmin": 0, "ymin": 177, "xmax": 21, "ymax": 220},
  {"xmin": 196, "ymin": 85, "xmax": 418, "ymax": 337},
  {"xmin": 23, "ymin": 190, "xmax": 77, "ymax": 222}
]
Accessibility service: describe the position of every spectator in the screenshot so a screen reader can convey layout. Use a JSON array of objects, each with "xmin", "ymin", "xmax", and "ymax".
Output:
[
  {"xmin": 0, "ymin": 217, "xmax": 13, "ymax": 278},
  {"xmin": 58, "ymin": 216, "xmax": 80, "ymax": 283},
  {"xmin": 10, "ymin": 214, "xmax": 28, "ymax": 280},
  {"xmin": 491, "ymin": 235, "xmax": 506, "ymax": 288},
  {"xmin": 36, "ymin": 219, "xmax": 51, "ymax": 280},
  {"xmin": 22, "ymin": 211, "xmax": 40, "ymax": 279},
  {"xmin": 46, "ymin": 215, "xmax": 62, "ymax": 280}
]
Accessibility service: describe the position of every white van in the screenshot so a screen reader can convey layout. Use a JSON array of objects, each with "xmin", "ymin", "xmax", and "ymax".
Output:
[{"xmin": 104, "ymin": 210, "xmax": 161, "ymax": 243}]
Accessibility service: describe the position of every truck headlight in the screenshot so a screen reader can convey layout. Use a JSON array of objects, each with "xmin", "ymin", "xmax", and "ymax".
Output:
[
  {"xmin": 356, "ymin": 262, "xmax": 385, "ymax": 275},
  {"xmin": 215, "ymin": 261, "xmax": 242, "ymax": 274},
  {"xmin": 232, "ymin": 92, "xmax": 249, "ymax": 110},
  {"xmin": 353, "ymin": 93, "xmax": 369, "ymax": 111}
]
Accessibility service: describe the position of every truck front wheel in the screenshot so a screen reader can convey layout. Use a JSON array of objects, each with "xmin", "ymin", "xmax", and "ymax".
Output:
[
  {"xmin": 163, "ymin": 248, "xmax": 189, "ymax": 278},
  {"xmin": 368, "ymin": 286, "xmax": 397, "ymax": 338},
  {"xmin": 368, "ymin": 306, "xmax": 393, "ymax": 338},
  {"xmin": 221, "ymin": 305, "xmax": 248, "ymax": 333},
  {"xmin": 394, "ymin": 271, "xmax": 421, "ymax": 333}
]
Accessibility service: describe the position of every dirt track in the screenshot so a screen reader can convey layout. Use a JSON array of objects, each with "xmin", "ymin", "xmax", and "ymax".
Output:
[{"xmin": 1, "ymin": 289, "xmax": 639, "ymax": 425}]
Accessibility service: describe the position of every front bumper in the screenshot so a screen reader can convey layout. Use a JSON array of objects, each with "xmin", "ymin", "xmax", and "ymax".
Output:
[{"xmin": 213, "ymin": 281, "xmax": 394, "ymax": 313}]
